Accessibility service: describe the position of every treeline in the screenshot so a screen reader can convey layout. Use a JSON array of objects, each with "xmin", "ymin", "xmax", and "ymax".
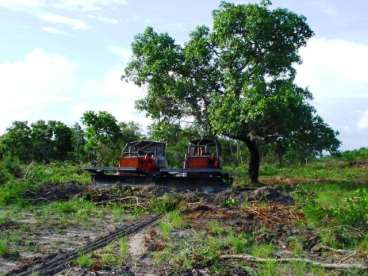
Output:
[
  {"xmin": 0, "ymin": 110, "xmax": 340, "ymax": 171},
  {"xmin": 0, "ymin": 111, "xmax": 141, "ymax": 166}
]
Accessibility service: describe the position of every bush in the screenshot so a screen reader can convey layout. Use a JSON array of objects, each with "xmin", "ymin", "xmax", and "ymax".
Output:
[
  {"xmin": 0, "ymin": 240, "xmax": 9, "ymax": 257},
  {"xmin": 25, "ymin": 162, "xmax": 90, "ymax": 185},
  {"xmin": 333, "ymin": 189, "xmax": 368, "ymax": 228},
  {"xmin": 337, "ymin": 147, "xmax": 368, "ymax": 161},
  {"xmin": 0, "ymin": 162, "xmax": 12, "ymax": 185},
  {"xmin": 260, "ymin": 164, "xmax": 280, "ymax": 176},
  {"xmin": 77, "ymin": 255, "xmax": 94, "ymax": 268},
  {"xmin": 0, "ymin": 179, "xmax": 30, "ymax": 206},
  {"xmin": 150, "ymin": 194, "xmax": 180, "ymax": 214}
]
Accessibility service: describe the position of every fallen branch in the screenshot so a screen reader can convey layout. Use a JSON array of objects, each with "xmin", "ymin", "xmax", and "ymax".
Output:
[
  {"xmin": 96, "ymin": 196, "xmax": 142, "ymax": 206},
  {"xmin": 339, "ymin": 252, "xmax": 357, "ymax": 264},
  {"xmin": 219, "ymin": 254, "xmax": 367, "ymax": 270},
  {"xmin": 27, "ymin": 196, "xmax": 50, "ymax": 203},
  {"xmin": 320, "ymin": 245, "xmax": 356, "ymax": 255}
]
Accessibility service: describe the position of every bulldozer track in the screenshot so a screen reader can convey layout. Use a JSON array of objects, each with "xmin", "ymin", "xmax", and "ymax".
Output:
[{"xmin": 11, "ymin": 215, "xmax": 161, "ymax": 276}]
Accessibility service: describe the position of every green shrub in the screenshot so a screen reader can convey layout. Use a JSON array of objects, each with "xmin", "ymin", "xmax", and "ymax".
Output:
[
  {"xmin": 228, "ymin": 233, "xmax": 250, "ymax": 254},
  {"xmin": 0, "ymin": 179, "xmax": 30, "ymax": 206},
  {"xmin": 333, "ymin": 189, "xmax": 368, "ymax": 227},
  {"xmin": 0, "ymin": 163, "xmax": 91, "ymax": 207},
  {"xmin": 207, "ymin": 221, "xmax": 226, "ymax": 235},
  {"xmin": 159, "ymin": 222, "xmax": 173, "ymax": 238},
  {"xmin": 25, "ymin": 162, "xmax": 90, "ymax": 185},
  {"xmin": 222, "ymin": 197, "xmax": 239, "ymax": 208},
  {"xmin": 165, "ymin": 211, "xmax": 184, "ymax": 229},
  {"xmin": 77, "ymin": 255, "xmax": 94, "ymax": 268},
  {"xmin": 251, "ymin": 244, "xmax": 275, "ymax": 258},
  {"xmin": 0, "ymin": 239, "xmax": 9, "ymax": 256},
  {"xmin": 260, "ymin": 164, "xmax": 279, "ymax": 176},
  {"xmin": 150, "ymin": 194, "xmax": 180, "ymax": 214},
  {"xmin": 338, "ymin": 147, "xmax": 368, "ymax": 161},
  {"xmin": 0, "ymin": 164, "xmax": 12, "ymax": 185},
  {"xmin": 119, "ymin": 237, "xmax": 129, "ymax": 261}
]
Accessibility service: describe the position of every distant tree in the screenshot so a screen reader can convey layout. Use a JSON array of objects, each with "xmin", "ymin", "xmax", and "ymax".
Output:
[
  {"xmin": 119, "ymin": 121, "xmax": 142, "ymax": 145},
  {"xmin": 48, "ymin": 121, "xmax": 73, "ymax": 161},
  {"xmin": 0, "ymin": 120, "xmax": 74, "ymax": 163},
  {"xmin": 149, "ymin": 121, "xmax": 199, "ymax": 167},
  {"xmin": 124, "ymin": 1, "xmax": 337, "ymax": 183},
  {"xmin": 282, "ymin": 115, "xmax": 340, "ymax": 164},
  {"xmin": 70, "ymin": 123, "xmax": 86, "ymax": 162},
  {"xmin": 0, "ymin": 121, "xmax": 32, "ymax": 161},
  {"xmin": 30, "ymin": 120, "xmax": 74, "ymax": 162},
  {"xmin": 30, "ymin": 120, "xmax": 53, "ymax": 162},
  {"xmin": 81, "ymin": 111, "xmax": 123, "ymax": 165}
]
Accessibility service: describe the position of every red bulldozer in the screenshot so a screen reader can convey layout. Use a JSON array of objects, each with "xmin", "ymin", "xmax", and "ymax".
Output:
[{"xmin": 86, "ymin": 138, "xmax": 232, "ymax": 192}]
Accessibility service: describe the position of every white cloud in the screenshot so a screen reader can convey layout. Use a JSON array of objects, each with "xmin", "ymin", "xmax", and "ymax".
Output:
[
  {"xmin": 296, "ymin": 37, "xmax": 368, "ymax": 99},
  {"xmin": 296, "ymin": 37, "xmax": 368, "ymax": 150},
  {"xmin": 39, "ymin": 12, "xmax": 90, "ymax": 30},
  {"xmin": 0, "ymin": 0, "xmax": 41, "ymax": 8},
  {"xmin": 313, "ymin": 1, "xmax": 338, "ymax": 17},
  {"xmin": 0, "ymin": 0, "xmax": 127, "ymax": 11},
  {"xmin": 52, "ymin": 0, "xmax": 127, "ymax": 11},
  {"xmin": 0, "ymin": 49, "xmax": 77, "ymax": 132},
  {"xmin": 74, "ymin": 70, "xmax": 149, "ymax": 128},
  {"xmin": 88, "ymin": 14, "xmax": 119, "ymax": 24},
  {"xmin": 41, "ymin": 26, "xmax": 69, "ymax": 35},
  {"xmin": 107, "ymin": 46, "xmax": 131, "ymax": 62},
  {"xmin": 0, "ymin": 49, "xmax": 148, "ymax": 133},
  {"xmin": 357, "ymin": 110, "xmax": 368, "ymax": 130}
]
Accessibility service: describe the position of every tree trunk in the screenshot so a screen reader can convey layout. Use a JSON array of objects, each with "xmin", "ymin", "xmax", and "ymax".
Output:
[{"xmin": 244, "ymin": 138, "xmax": 260, "ymax": 184}]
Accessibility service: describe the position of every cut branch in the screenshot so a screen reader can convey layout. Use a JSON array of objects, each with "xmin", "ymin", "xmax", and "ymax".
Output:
[
  {"xmin": 96, "ymin": 196, "xmax": 141, "ymax": 206},
  {"xmin": 219, "ymin": 254, "xmax": 368, "ymax": 270}
]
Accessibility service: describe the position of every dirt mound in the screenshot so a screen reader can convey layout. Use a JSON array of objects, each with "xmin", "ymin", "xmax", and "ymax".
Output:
[
  {"xmin": 24, "ymin": 182, "xmax": 86, "ymax": 203},
  {"xmin": 349, "ymin": 160, "xmax": 368, "ymax": 169},
  {"xmin": 198, "ymin": 186, "xmax": 294, "ymax": 206}
]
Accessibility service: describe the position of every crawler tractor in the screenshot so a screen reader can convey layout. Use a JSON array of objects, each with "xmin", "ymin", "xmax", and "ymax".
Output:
[{"xmin": 85, "ymin": 139, "xmax": 231, "ymax": 192}]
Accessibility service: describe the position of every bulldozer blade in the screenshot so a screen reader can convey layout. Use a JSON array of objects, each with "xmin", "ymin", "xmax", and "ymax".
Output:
[{"xmin": 90, "ymin": 173, "xmax": 230, "ymax": 193}]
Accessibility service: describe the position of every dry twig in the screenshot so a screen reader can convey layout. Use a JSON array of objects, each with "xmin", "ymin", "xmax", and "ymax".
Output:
[
  {"xmin": 220, "ymin": 254, "xmax": 367, "ymax": 270},
  {"xmin": 320, "ymin": 245, "xmax": 356, "ymax": 255},
  {"xmin": 96, "ymin": 196, "xmax": 142, "ymax": 206}
]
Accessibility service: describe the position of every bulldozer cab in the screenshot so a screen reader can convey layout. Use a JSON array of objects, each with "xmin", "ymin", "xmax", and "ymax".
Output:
[
  {"xmin": 121, "ymin": 140, "xmax": 167, "ymax": 170},
  {"xmin": 122, "ymin": 140, "xmax": 165, "ymax": 158},
  {"xmin": 187, "ymin": 139, "xmax": 219, "ymax": 157},
  {"xmin": 185, "ymin": 139, "xmax": 221, "ymax": 169}
]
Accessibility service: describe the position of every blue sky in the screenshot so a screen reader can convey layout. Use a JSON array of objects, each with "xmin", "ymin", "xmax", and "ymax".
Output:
[{"xmin": 0, "ymin": 0, "xmax": 367, "ymax": 150}]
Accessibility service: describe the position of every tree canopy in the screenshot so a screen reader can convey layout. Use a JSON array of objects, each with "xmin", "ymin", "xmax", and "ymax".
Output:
[
  {"xmin": 82, "ymin": 111, "xmax": 141, "ymax": 165},
  {"xmin": 123, "ymin": 1, "xmax": 339, "ymax": 182}
]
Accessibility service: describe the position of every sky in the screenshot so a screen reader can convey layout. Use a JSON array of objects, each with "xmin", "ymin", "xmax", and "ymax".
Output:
[{"xmin": 0, "ymin": 0, "xmax": 367, "ymax": 150}]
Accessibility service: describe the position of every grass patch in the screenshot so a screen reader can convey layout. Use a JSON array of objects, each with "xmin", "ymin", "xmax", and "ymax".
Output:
[
  {"xmin": 0, "ymin": 163, "xmax": 90, "ymax": 207},
  {"xmin": 119, "ymin": 237, "xmax": 129, "ymax": 262},
  {"xmin": 251, "ymin": 244, "xmax": 275, "ymax": 258},
  {"xmin": 0, "ymin": 239, "xmax": 9, "ymax": 257},
  {"xmin": 77, "ymin": 254, "xmax": 94, "ymax": 268},
  {"xmin": 150, "ymin": 194, "xmax": 181, "ymax": 214}
]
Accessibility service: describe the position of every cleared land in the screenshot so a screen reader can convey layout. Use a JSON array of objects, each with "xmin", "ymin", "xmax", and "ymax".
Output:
[{"xmin": 0, "ymin": 159, "xmax": 367, "ymax": 275}]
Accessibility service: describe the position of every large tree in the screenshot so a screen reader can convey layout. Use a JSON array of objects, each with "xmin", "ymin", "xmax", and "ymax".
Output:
[{"xmin": 124, "ymin": 1, "xmax": 338, "ymax": 183}]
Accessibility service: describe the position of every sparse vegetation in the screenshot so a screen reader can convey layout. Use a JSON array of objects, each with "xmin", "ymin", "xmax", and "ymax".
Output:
[
  {"xmin": 77, "ymin": 255, "xmax": 94, "ymax": 268},
  {"xmin": 0, "ymin": 0, "xmax": 366, "ymax": 274},
  {"xmin": 0, "ymin": 239, "xmax": 9, "ymax": 257}
]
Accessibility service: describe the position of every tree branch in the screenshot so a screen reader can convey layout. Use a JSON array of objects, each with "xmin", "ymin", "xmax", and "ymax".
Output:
[{"xmin": 219, "ymin": 254, "xmax": 368, "ymax": 270}]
